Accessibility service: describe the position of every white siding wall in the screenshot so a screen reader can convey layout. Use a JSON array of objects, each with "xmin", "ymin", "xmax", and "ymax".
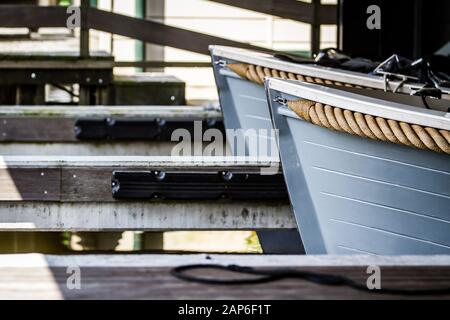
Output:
[{"xmin": 91, "ymin": 0, "xmax": 337, "ymax": 101}]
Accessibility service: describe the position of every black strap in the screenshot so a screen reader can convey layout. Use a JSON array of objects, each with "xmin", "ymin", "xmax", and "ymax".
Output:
[
  {"xmin": 412, "ymin": 86, "xmax": 443, "ymax": 110},
  {"xmin": 171, "ymin": 264, "xmax": 450, "ymax": 296}
]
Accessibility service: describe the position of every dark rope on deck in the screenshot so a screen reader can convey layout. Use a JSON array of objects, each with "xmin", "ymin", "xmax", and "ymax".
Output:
[{"xmin": 171, "ymin": 264, "xmax": 450, "ymax": 296}]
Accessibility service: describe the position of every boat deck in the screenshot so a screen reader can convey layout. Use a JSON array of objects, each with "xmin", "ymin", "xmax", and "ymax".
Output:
[{"xmin": 2, "ymin": 254, "xmax": 450, "ymax": 300}]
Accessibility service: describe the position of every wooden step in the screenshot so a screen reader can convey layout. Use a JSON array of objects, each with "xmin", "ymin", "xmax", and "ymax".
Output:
[
  {"xmin": 0, "ymin": 105, "xmax": 221, "ymax": 142},
  {"xmin": 0, "ymin": 156, "xmax": 290, "ymax": 232}
]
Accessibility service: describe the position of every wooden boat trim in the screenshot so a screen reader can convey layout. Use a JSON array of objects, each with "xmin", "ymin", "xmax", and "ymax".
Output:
[
  {"xmin": 211, "ymin": 45, "xmax": 447, "ymax": 95},
  {"xmin": 268, "ymin": 78, "xmax": 450, "ymax": 131}
]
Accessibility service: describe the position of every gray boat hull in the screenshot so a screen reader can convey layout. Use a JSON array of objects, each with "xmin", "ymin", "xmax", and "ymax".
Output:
[
  {"xmin": 211, "ymin": 56, "xmax": 274, "ymax": 153},
  {"xmin": 211, "ymin": 56, "xmax": 304, "ymax": 254},
  {"xmin": 268, "ymin": 89, "xmax": 450, "ymax": 255}
]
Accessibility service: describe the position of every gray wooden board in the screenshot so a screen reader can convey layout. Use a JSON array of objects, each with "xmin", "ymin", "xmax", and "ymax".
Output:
[
  {"xmin": 0, "ymin": 51, "xmax": 113, "ymax": 69},
  {"xmin": 0, "ymin": 157, "xmax": 281, "ymax": 202},
  {"xmin": 2, "ymin": 254, "xmax": 449, "ymax": 300},
  {"xmin": 0, "ymin": 105, "xmax": 222, "ymax": 142},
  {"xmin": 61, "ymin": 168, "xmax": 111, "ymax": 201},
  {"xmin": 0, "ymin": 156, "xmax": 277, "ymax": 169},
  {"xmin": 0, "ymin": 166, "xmax": 283, "ymax": 201},
  {"xmin": 1, "ymin": 265, "xmax": 449, "ymax": 299},
  {"xmin": 5, "ymin": 254, "xmax": 450, "ymax": 268},
  {"xmin": 0, "ymin": 168, "xmax": 60, "ymax": 201},
  {"xmin": 0, "ymin": 141, "xmax": 178, "ymax": 156},
  {"xmin": 0, "ymin": 157, "xmax": 287, "ymax": 230},
  {"xmin": 0, "ymin": 118, "xmax": 76, "ymax": 142},
  {"xmin": 0, "ymin": 105, "xmax": 221, "ymax": 118},
  {"xmin": 0, "ymin": 201, "xmax": 293, "ymax": 231}
]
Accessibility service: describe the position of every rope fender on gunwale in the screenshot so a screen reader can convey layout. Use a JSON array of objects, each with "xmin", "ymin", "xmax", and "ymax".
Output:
[
  {"xmin": 287, "ymin": 99, "xmax": 450, "ymax": 154},
  {"xmin": 226, "ymin": 63, "xmax": 449, "ymax": 154},
  {"xmin": 228, "ymin": 63, "xmax": 369, "ymax": 89}
]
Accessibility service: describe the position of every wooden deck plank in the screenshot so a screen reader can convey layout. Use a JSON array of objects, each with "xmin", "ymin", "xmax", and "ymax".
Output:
[
  {"xmin": 1, "ymin": 255, "xmax": 449, "ymax": 300},
  {"xmin": 4, "ymin": 254, "xmax": 450, "ymax": 268}
]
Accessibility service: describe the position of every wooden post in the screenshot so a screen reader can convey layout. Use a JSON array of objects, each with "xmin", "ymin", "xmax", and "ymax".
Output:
[
  {"xmin": 144, "ymin": 0, "xmax": 165, "ymax": 72},
  {"xmin": 142, "ymin": 232, "xmax": 164, "ymax": 251},
  {"xmin": 16, "ymin": 85, "xmax": 45, "ymax": 105},
  {"xmin": 79, "ymin": 0, "xmax": 91, "ymax": 104},
  {"xmin": 80, "ymin": 0, "xmax": 90, "ymax": 58},
  {"xmin": 135, "ymin": 0, "xmax": 145, "ymax": 73},
  {"xmin": 0, "ymin": 85, "xmax": 17, "ymax": 105}
]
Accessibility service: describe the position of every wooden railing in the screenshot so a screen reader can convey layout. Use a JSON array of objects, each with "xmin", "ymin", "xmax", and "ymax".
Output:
[{"xmin": 0, "ymin": 2, "xmax": 338, "ymax": 59}]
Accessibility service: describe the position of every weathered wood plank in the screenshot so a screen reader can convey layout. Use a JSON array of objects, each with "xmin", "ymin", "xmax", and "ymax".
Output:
[
  {"xmin": 0, "ymin": 5, "xmax": 68, "ymax": 29},
  {"xmin": 0, "ymin": 59, "xmax": 114, "ymax": 70},
  {"xmin": 0, "ymin": 142, "xmax": 178, "ymax": 156},
  {"xmin": 64, "ymin": 266, "xmax": 450, "ymax": 300},
  {"xmin": 1, "ymin": 254, "xmax": 449, "ymax": 299},
  {"xmin": 0, "ymin": 156, "xmax": 281, "ymax": 202},
  {"xmin": 0, "ymin": 157, "xmax": 280, "ymax": 202},
  {"xmin": 0, "ymin": 157, "xmax": 285, "ymax": 230},
  {"xmin": 4, "ymin": 254, "xmax": 450, "ymax": 268},
  {"xmin": 0, "ymin": 156, "xmax": 279, "ymax": 170},
  {"xmin": 0, "ymin": 105, "xmax": 220, "ymax": 118},
  {"xmin": 61, "ymin": 168, "xmax": 111, "ymax": 201},
  {"xmin": 0, "ymin": 105, "xmax": 221, "ymax": 142},
  {"xmin": 0, "ymin": 266, "xmax": 447, "ymax": 300},
  {"xmin": 0, "ymin": 118, "xmax": 75, "ymax": 142},
  {"xmin": 0, "ymin": 70, "xmax": 112, "ymax": 86},
  {"xmin": 0, "ymin": 168, "xmax": 60, "ymax": 201},
  {"xmin": 0, "ymin": 201, "xmax": 293, "ymax": 231}
]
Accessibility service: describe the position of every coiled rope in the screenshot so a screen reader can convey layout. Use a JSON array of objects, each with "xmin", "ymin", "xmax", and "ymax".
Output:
[
  {"xmin": 228, "ymin": 63, "xmax": 368, "ymax": 89},
  {"xmin": 287, "ymin": 99, "xmax": 450, "ymax": 154}
]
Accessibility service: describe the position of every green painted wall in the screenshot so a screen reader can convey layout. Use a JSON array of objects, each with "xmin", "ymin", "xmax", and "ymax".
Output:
[{"xmin": 135, "ymin": 0, "xmax": 145, "ymax": 72}]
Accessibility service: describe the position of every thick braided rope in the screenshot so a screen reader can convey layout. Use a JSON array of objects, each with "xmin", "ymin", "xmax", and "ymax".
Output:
[
  {"xmin": 228, "ymin": 63, "xmax": 367, "ymax": 89},
  {"xmin": 287, "ymin": 99, "xmax": 450, "ymax": 154}
]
